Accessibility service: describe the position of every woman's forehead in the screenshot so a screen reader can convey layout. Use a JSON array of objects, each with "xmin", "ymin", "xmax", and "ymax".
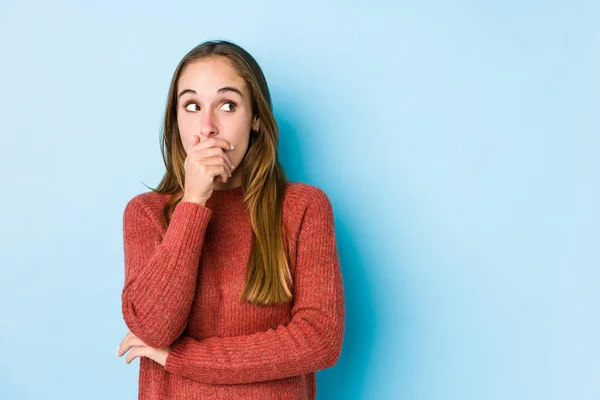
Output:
[{"xmin": 178, "ymin": 58, "xmax": 247, "ymax": 96}]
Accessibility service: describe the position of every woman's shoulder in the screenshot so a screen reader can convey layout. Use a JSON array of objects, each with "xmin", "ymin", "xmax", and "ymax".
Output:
[
  {"xmin": 282, "ymin": 182, "xmax": 336, "ymax": 243},
  {"xmin": 123, "ymin": 190, "xmax": 171, "ymax": 223},
  {"xmin": 283, "ymin": 181, "xmax": 334, "ymax": 214},
  {"xmin": 286, "ymin": 179, "xmax": 330, "ymax": 195}
]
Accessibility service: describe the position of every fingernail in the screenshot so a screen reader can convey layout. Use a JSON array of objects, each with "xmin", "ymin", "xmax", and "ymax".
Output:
[
  {"xmin": 116, "ymin": 346, "xmax": 120, "ymax": 356},
  {"xmin": 230, "ymin": 144, "xmax": 234, "ymax": 150}
]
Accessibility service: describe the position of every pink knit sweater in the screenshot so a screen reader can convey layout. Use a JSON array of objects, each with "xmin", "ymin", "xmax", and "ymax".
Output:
[{"xmin": 120, "ymin": 182, "xmax": 345, "ymax": 399}]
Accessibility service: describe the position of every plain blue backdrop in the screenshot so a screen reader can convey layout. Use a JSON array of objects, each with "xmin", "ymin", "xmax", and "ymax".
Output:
[{"xmin": 1, "ymin": 1, "xmax": 598, "ymax": 399}]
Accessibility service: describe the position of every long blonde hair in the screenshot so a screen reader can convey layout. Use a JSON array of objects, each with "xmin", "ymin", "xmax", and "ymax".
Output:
[{"xmin": 143, "ymin": 39, "xmax": 292, "ymax": 306}]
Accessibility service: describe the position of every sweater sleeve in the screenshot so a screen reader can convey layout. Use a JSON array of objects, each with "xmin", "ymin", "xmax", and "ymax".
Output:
[
  {"xmin": 163, "ymin": 188, "xmax": 345, "ymax": 385},
  {"xmin": 121, "ymin": 196, "xmax": 212, "ymax": 349}
]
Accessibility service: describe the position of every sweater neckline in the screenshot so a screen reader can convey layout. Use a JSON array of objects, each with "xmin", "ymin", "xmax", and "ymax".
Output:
[{"xmin": 205, "ymin": 185, "xmax": 246, "ymax": 213}]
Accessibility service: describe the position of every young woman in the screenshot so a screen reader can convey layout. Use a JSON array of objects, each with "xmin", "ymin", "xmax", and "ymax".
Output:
[{"xmin": 116, "ymin": 39, "xmax": 345, "ymax": 399}]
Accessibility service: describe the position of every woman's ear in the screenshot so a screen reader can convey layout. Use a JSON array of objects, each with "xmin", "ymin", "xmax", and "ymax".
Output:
[{"xmin": 252, "ymin": 115, "xmax": 260, "ymax": 132}]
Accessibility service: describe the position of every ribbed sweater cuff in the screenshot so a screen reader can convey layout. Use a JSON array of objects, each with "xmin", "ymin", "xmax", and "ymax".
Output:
[
  {"xmin": 161, "ymin": 201, "xmax": 213, "ymax": 249},
  {"xmin": 165, "ymin": 336, "xmax": 202, "ymax": 376}
]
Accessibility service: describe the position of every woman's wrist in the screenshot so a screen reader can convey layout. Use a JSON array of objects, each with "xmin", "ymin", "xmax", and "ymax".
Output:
[{"xmin": 181, "ymin": 197, "xmax": 207, "ymax": 207}]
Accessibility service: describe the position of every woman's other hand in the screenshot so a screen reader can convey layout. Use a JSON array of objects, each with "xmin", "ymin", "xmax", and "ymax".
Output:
[{"xmin": 117, "ymin": 330, "xmax": 170, "ymax": 367}]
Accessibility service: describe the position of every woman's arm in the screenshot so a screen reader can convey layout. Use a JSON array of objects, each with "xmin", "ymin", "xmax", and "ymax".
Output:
[
  {"xmin": 163, "ymin": 188, "xmax": 346, "ymax": 384},
  {"xmin": 121, "ymin": 196, "xmax": 212, "ymax": 349}
]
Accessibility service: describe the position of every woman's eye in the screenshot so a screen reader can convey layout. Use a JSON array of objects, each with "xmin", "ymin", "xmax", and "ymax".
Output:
[
  {"xmin": 183, "ymin": 101, "xmax": 236, "ymax": 112},
  {"xmin": 184, "ymin": 103, "xmax": 199, "ymax": 112},
  {"xmin": 220, "ymin": 101, "xmax": 237, "ymax": 112}
]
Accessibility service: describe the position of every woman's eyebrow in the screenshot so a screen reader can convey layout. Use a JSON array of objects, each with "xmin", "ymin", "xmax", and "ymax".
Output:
[{"xmin": 178, "ymin": 86, "xmax": 243, "ymax": 98}]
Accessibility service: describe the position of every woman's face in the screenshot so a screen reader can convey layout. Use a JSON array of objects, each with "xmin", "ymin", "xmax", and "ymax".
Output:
[{"xmin": 176, "ymin": 56, "xmax": 259, "ymax": 181}]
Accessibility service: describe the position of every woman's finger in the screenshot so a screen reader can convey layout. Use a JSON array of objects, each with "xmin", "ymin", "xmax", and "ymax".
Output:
[
  {"xmin": 118, "ymin": 335, "xmax": 146, "ymax": 357},
  {"xmin": 197, "ymin": 156, "xmax": 233, "ymax": 180},
  {"xmin": 123, "ymin": 337, "xmax": 146, "ymax": 355},
  {"xmin": 125, "ymin": 345, "xmax": 150, "ymax": 364},
  {"xmin": 188, "ymin": 146, "xmax": 234, "ymax": 170}
]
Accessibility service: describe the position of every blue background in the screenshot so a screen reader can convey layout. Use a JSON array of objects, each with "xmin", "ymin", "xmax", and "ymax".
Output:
[{"xmin": 1, "ymin": 1, "xmax": 598, "ymax": 399}]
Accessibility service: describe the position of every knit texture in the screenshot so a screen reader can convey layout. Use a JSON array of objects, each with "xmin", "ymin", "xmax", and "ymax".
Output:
[{"xmin": 121, "ymin": 181, "xmax": 345, "ymax": 399}]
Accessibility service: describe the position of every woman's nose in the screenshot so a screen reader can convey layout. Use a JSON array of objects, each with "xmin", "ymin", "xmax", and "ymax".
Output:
[{"xmin": 199, "ymin": 111, "xmax": 218, "ymax": 137}]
